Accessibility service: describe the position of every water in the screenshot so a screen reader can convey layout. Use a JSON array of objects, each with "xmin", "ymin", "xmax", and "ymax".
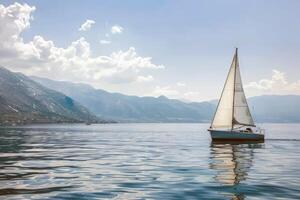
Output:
[{"xmin": 0, "ymin": 123, "xmax": 299, "ymax": 200}]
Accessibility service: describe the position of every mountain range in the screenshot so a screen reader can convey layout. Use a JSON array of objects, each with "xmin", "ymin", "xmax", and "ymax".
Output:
[
  {"xmin": 0, "ymin": 66, "xmax": 102, "ymax": 125},
  {"xmin": 32, "ymin": 76, "xmax": 215, "ymax": 122},
  {"xmin": 0, "ymin": 66, "xmax": 299, "ymax": 124},
  {"xmin": 32, "ymin": 76, "xmax": 300, "ymax": 123},
  {"xmin": 248, "ymin": 95, "xmax": 300, "ymax": 123}
]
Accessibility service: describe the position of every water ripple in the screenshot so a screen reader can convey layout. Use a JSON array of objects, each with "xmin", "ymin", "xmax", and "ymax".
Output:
[{"xmin": 0, "ymin": 123, "xmax": 299, "ymax": 199}]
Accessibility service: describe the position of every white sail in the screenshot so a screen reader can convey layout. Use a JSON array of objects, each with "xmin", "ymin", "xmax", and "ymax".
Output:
[
  {"xmin": 233, "ymin": 58, "xmax": 255, "ymax": 127},
  {"xmin": 211, "ymin": 49, "xmax": 255, "ymax": 130},
  {"xmin": 211, "ymin": 52, "xmax": 236, "ymax": 129}
]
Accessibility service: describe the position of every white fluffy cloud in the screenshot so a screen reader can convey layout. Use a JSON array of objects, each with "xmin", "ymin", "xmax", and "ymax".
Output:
[
  {"xmin": 99, "ymin": 40, "xmax": 111, "ymax": 44},
  {"xmin": 111, "ymin": 25, "xmax": 124, "ymax": 34},
  {"xmin": 137, "ymin": 75, "xmax": 154, "ymax": 82},
  {"xmin": 176, "ymin": 82, "xmax": 186, "ymax": 87},
  {"xmin": 0, "ymin": 3, "xmax": 163, "ymax": 85},
  {"xmin": 245, "ymin": 69, "xmax": 300, "ymax": 96},
  {"xmin": 0, "ymin": 3, "xmax": 36, "ymax": 59},
  {"xmin": 78, "ymin": 19, "xmax": 95, "ymax": 31}
]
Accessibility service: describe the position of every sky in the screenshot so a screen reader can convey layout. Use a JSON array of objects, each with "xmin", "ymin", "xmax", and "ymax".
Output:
[{"xmin": 0, "ymin": 0, "xmax": 300, "ymax": 102}]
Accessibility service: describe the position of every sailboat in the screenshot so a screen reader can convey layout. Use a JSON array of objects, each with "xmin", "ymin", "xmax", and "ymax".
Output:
[{"xmin": 208, "ymin": 48, "xmax": 264, "ymax": 142}]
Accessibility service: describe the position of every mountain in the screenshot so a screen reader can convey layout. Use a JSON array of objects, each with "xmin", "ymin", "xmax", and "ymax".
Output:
[
  {"xmin": 32, "ymin": 77, "xmax": 215, "ymax": 122},
  {"xmin": 248, "ymin": 95, "xmax": 300, "ymax": 123},
  {"xmin": 33, "ymin": 76, "xmax": 300, "ymax": 123},
  {"xmin": 0, "ymin": 66, "xmax": 101, "ymax": 125}
]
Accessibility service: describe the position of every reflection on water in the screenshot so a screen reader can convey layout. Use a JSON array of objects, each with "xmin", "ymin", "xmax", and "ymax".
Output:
[
  {"xmin": 210, "ymin": 142, "xmax": 263, "ymax": 199},
  {"xmin": 0, "ymin": 123, "xmax": 300, "ymax": 199}
]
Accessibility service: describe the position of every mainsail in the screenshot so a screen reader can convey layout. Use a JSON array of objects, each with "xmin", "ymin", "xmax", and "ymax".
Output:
[{"xmin": 211, "ymin": 48, "xmax": 255, "ymax": 130}]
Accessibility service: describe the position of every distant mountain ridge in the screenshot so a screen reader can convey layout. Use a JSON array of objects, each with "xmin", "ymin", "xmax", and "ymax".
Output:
[
  {"xmin": 32, "ymin": 76, "xmax": 215, "ymax": 122},
  {"xmin": 0, "ymin": 66, "xmax": 101, "ymax": 125},
  {"xmin": 248, "ymin": 95, "xmax": 300, "ymax": 123},
  {"xmin": 32, "ymin": 76, "xmax": 300, "ymax": 123}
]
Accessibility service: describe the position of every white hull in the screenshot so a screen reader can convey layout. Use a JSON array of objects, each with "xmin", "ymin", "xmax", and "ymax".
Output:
[{"xmin": 209, "ymin": 130, "xmax": 264, "ymax": 141}]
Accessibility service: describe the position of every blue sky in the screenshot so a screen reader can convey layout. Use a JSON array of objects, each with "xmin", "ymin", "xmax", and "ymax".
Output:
[{"xmin": 1, "ymin": 0, "xmax": 300, "ymax": 101}]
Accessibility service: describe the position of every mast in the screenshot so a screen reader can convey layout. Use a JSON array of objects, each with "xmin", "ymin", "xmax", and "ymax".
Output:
[{"xmin": 231, "ymin": 48, "xmax": 238, "ymax": 131}]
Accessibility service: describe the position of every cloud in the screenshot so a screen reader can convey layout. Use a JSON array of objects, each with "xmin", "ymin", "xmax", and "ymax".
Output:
[
  {"xmin": 0, "ymin": 3, "xmax": 164, "ymax": 86},
  {"xmin": 79, "ymin": 19, "xmax": 95, "ymax": 31},
  {"xmin": 99, "ymin": 40, "xmax": 111, "ymax": 44},
  {"xmin": 111, "ymin": 25, "xmax": 123, "ymax": 34},
  {"xmin": 101, "ymin": 25, "xmax": 123, "ymax": 44},
  {"xmin": 176, "ymin": 82, "xmax": 186, "ymax": 87},
  {"xmin": 0, "ymin": 3, "xmax": 36, "ymax": 59},
  {"xmin": 245, "ymin": 69, "xmax": 300, "ymax": 96},
  {"xmin": 137, "ymin": 75, "xmax": 154, "ymax": 82}
]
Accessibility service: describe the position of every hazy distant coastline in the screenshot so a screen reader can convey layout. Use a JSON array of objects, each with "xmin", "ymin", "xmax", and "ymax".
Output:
[
  {"xmin": 33, "ymin": 76, "xmax": 300, "ymax": 124},
  {"xmin": 1, "ymin": 66, "xmax": 300, "ymax": 125}
]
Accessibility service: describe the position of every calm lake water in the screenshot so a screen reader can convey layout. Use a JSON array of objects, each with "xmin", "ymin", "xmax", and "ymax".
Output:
[{"xmin": 0, "ymin": 123, "xmax": 300, "ymax": 200}]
